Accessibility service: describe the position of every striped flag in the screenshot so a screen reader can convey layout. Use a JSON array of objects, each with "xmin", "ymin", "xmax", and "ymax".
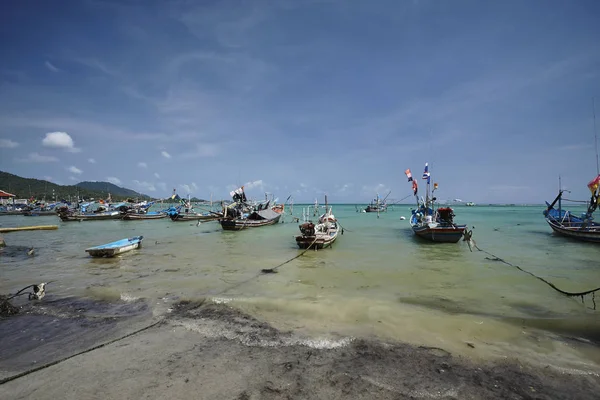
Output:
[
  {"xmin": 422, "ymin": 163, "xmax": 430, "ymax": 184},
  {"xmin": 405, "ymin": 169, "xmax": 413, "ymax": 182}
]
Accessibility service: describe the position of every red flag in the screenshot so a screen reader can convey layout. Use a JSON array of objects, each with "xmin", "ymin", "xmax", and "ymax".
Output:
[
  {"xmin": 412, "ymin": 180, "xmax": 418, "ymax": 195},
  {"xmin": 588, "ymin": 174, "xmax": 600, "ymax": 194}
]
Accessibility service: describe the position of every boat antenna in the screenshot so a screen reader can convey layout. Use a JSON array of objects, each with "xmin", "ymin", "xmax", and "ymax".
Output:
[{"xmin": 593, "ymin": 97, "xmax": 599, "ymax": 175}]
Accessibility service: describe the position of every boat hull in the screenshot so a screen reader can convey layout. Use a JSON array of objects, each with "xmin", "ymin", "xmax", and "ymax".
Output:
[
  {"xmin": 85, "ymin": 236, "xmax": 143, "ymax": 257},
  {"xmin": 545, "ymin": 218, "xmax": 600, "ymax": 243},
  {"xmin": 219, "ymin": 214, "xmax": 281, "ymax": 230},
  {"xmin": 123, "ymin": 213, "xmax": 167, "ymax": 220},
  {"xmin": 295, "ymin": 231, "xmax": 338, "ymax": 249},
  {"xmin": 60, "ymin": 212, "xmax": 122, "ymax": 221},
  {"xmin": 170, "ymin": 213, "xmax": 221, "ymax": 222},
  {"xmin": 364, "ymin": 206, "xmax": 387, "ymax": 213},
  {"xmin": 412, "ymin": 224, "xmax": 466, "ymax": 243}
]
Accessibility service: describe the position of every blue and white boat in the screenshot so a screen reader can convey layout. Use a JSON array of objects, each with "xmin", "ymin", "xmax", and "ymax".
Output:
[
  {"xmin": 85, "ymin": 236, "xmax": 144, "ymax": 257},
  {"xmin": 543, "ymin": 175, "xmax": 600, "ymax": 243}
]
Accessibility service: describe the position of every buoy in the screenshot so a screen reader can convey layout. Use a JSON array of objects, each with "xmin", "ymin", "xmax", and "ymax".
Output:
[{"xmin": 400, "ymin": 216, "xmax": 406, "ymax": 220}]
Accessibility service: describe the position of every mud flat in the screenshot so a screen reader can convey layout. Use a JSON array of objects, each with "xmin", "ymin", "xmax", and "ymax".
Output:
[{"xmin": 1, "ymin": 300, "xmax": 599, "ymax": 399}]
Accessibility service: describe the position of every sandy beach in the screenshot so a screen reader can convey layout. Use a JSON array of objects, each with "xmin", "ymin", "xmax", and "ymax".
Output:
[{"xmin": 1, "ymin": 300, "xmax": 599, "ymax": 400}]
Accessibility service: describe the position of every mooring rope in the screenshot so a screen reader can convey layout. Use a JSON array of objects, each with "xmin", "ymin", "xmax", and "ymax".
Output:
[
  {"xmin": 464, "ymin": 229, "xmax": 600, "ymax": 307},
  {"xmin": 0, "ymin": 319, "xmax": 164, "ymax": 385}
]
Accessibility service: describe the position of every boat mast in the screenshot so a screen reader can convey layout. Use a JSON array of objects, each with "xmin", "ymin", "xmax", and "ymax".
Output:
[{"xmin": 594, "ymin": 97, "xmax": 599, "ymax": 175}]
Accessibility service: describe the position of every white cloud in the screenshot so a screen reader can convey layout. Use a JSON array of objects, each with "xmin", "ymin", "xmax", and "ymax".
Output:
[
  {"xmin": 43, "ymin": 176, "xmax": 53, "ymax": 182},
  {"xmin": 42, "ymin": 132, "xmax": 80, "ymax": 152},
  {"xmin": 245, "ymin": 180, "xmax": 264, "ymax": 190},
  {"xmin": 192, "ymin": 182, "xmax": 198, "ymax": 190},
  {"xmin": 138, "ymin": 162, "xmax": 148, "ymax": 168},
  {"xmin": 0, "ymin": 138, "xmax": 19, "ymax": 148},
  {"xmin": 161, "ymin": 151, "xmax": 171, "ymax": 159},
  {"xmin": 133, "ymin": 180, "xmax": 156, "ymax": 192},
  {"xmin": 88, "ymin": 158, "xmax": 96, "ymax": 163},
  {"xmin": 107, "ymin": 177, "xmax": 122, "ymax": 185},
  {"xmin": 45, "ymin": 61, "xmax": 60, "ymax": 72},
  {"xmin": 179, "ymin": 184, "xmax": 192, "ymax": 194},
  {"xmin": 67, "ymin": 165, "xmax": 83, "ymax": 174},
  {"xmin": 157, "ymin": 182, "xmax": 167, "ymax": 191},
  {"xmin": 17, "ymin": 152, "xmax": 59, "ymax": 163},
  {"xmin": 69, "ymin": 176, "xmax": 77, "ymax": 181},
  {"xmin": 154, "ymin": 172, "xmax": 160, "ymax": 179}
]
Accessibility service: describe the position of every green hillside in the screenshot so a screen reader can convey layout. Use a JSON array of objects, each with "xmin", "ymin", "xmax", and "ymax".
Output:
[
  {"xmin": 0, "ymin": 171, "xmax": 151, "ymax": 201},
  {"xmin": 76, "ymin": 181, "xmax": 147, "ymax": 199}
]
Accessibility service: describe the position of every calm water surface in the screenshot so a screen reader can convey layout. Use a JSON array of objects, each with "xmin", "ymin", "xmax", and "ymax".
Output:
[{"xmin": 1, "ymin": 204, "xmax": 599, "ymax": 373}]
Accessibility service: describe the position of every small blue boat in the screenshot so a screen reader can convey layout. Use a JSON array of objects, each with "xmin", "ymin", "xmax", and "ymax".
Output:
[{"xmin": 85, "ymin": 236, "xmax": 144, "ymax": 257}]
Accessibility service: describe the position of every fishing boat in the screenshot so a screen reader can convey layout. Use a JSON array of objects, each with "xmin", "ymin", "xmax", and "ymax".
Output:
[
  {"xmin": 543, "ymin": 101, "xmax": 600, "ymax": 242},
  {"xmin": 60, "ymin": 210, "xmax": 123, "ymax": 221},
  {"xmin": 123, "ymin": 211, "xmax": 168, "ymax": 220},
  {"xmin": 58, "ymin": 200, "xmax": 126, "ymax": 221},
  {"xmin": 218, "ymin": 186, "xmax": 282, "ymax": 230},
  {"xmin": 405, "ymin": 164, "xmax": 467, "ymax": 243},
  {"xmin": 165, "ymin": 194, "xmax": 223, "ymax": 222},
  {"xmin": 364, "ymin": 191, "xmax": 390, "ymax": 213},
  {"xmin": 543, "ymin": 176, "xmax": 600, "ymax": 243},
  {"xmin": 85, "ymin": 236, "xmax": 144, "ymax": 257},
  {"xmin": 295, "ymin": 196, "xmax": 339, "ymax": 249}
]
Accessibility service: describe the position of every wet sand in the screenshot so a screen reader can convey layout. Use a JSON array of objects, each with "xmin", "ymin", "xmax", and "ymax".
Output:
[{"xmin": 1, "ymin": 300, "xmax": 599, "ymax": 399}]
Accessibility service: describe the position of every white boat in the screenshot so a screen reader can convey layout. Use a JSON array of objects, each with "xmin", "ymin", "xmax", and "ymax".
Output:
[
  {"xmin": 295, "ymin": 196, "xmax": 339, "ymax": 249},
  {"xmin": 85, "ymin": 236, "xmax": 144, "ymax": 257}
]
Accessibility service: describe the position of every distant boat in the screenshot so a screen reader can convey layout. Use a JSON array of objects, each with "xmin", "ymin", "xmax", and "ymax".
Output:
[
  {"xmin": 465, "ymin": 202, "xmax": 475, "ymax": 207},
  {"xmin": 85, "ymin": 236, "xmax": 144, "ymax": 257},
  {"xmin": 364, "ymin": 191, "xmax": 390, "ymax": 213},
  {"xmin": 295, "ymin": 196, "xmax": 339, "ymax": 249},
  {"xmin": 405, "ymin": 164, "xmax": 467, "ymax": 243}
]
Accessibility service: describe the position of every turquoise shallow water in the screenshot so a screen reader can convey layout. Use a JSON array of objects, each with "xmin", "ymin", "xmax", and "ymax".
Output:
[{"xmin": 1, "ymin": 204, "xmax": 599, "ymax": 372}]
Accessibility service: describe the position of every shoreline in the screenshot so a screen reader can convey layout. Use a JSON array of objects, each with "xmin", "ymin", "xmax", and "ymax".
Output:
[{"xmin": 1, "ymin": 300, "xmax": 599, "ymax": 399}]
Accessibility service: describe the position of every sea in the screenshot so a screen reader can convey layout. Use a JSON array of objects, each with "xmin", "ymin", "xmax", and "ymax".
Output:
[{"xmin": 1, "ymin": 204, "xmax": 599, "ymax": 374}]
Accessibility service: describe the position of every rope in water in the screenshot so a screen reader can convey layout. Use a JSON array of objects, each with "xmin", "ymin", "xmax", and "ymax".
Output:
[
  {"xmin": 261, "ymin": 236, "xmax": 319, "ymax": 273},
  {"xmin": 464, "ymin": 229, "xmax": 600, "ymax": 307},
  {"xmin": 0, "ymin": 319, "xmax": 164, "ymax": 385}
]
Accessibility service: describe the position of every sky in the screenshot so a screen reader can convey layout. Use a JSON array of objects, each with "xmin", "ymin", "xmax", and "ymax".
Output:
[{"xmin": 0, "ymin": 0, "xmax": 599, "ymax": 204}]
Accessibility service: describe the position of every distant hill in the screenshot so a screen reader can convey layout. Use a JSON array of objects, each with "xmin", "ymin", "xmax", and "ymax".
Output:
[
  {"xmin": 75, "ymin": 181, "xmax": 148, "ymax": 199},
  {"xmin": 0, "ymin": 171, "xmax": 151, "ymax": 201}
]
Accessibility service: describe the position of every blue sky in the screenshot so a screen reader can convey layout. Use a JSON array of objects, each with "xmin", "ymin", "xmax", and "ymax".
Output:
[{"xmin": 1, "ymin": 0, "xmax": 599, "ymax": 204}]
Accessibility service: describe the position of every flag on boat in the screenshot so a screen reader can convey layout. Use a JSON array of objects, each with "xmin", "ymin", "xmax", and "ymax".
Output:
[
  {"xmin": 422, "ymin": 163, "xmax": 430, "ymax": 184},
  {"xmin": 230, "ymin": 186, "xmax": 247, "ymax": 202},
  {"xmin": 588, "ymin": 174, "xmax": 600, "ymax": 194},
  {"xmin": 433, "ymin": 183, "xmax": 438, "ymax": 190},
  {"xmin": 412, "ymin": 180, "xmax": 418, "ymax": 195},
  {"xmin": 405, "ymin": 169, "xmax": 413, "ymax": 182}
]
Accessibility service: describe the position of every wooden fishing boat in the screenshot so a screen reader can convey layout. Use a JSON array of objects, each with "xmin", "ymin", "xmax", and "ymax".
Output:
[
  {"xmin": 218, "ymin": 186, "xmax": 283, "ymax": 230},
  {"xmin": 60, "ymin": 211, "xmax": 123, "ymax": 221},
  {"xmin": 85, "ymin": 236, "xmax": 144, "ymax": 257},
  {"xmin": 410, "ymin": 208, "xmax": 467, "ymax": 243},
  {"xmin": 295, "ymin": 199, "xmax": 339, "ymax": 249},
  {"xmin": 543, "ymin": 176, "xmax": 600, "ymax": 243},
  {"xmin": 405, "ymin": 164, "xmax": 467, "ymax": 243},
  {"xmin": 220, "ymin": 208, "xmax": 281, "ymax": 230}
]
